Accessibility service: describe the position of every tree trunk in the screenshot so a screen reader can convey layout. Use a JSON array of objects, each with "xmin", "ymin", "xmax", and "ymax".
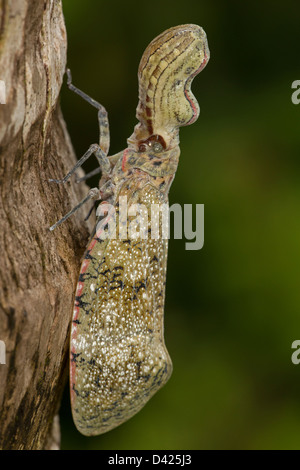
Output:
[{"xmin": 0, "ymin": 0, "xmax": 93, "ymax": 449}]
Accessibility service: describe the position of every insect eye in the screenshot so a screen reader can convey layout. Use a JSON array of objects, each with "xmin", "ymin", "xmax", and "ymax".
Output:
[
  {"xmin": 138, "ymin": 135, "xmax": 166, "ymax": 153},
  {"xmin": 152, "ymin": 142, "xmax": 163, "ymax": 153}
]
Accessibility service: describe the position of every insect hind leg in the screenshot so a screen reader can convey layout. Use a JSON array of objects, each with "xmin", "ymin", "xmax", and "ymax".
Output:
[
  {"xmin": 66, "ymin": 68, "xmax": 110, "ymax": 155},
  {"xmin": 49, "ymin": 188, "xmax": 100, "ymax": 231}
]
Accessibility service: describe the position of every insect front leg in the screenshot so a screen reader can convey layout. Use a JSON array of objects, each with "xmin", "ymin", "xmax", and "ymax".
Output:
[
  {"xmin": 76, "ymin": 152, "xmax": 121, "ymax": 183},
  {"xmin": 66, "ymin": 68, "xmax": 110, "ymax": 155},
  {"xmin": 48, "ymin": 68, "xmax": 116, "ymax": 231},
  {"xmin": 49, "ymin": 143, "xmax": 111, "ymax": 185},
  {"xmin": 49, "ymin": 69, "xmax": 114, "ymax": 185}
]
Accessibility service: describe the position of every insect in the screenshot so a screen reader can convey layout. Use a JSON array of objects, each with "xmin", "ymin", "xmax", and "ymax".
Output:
[{"xmin": 50, "ymin": 24, "xmax": 209, "ymax": 436}]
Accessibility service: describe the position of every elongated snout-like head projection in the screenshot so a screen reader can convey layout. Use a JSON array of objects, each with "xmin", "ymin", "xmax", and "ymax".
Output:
[{"xmin": 129, "ymin": 24, "xmax": 210, "ymax": 148}]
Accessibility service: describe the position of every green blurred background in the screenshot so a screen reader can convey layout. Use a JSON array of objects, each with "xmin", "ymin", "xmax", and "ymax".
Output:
[{"xmin": 59, "ymin": 0, "xmax": 300, "ymax": 449}]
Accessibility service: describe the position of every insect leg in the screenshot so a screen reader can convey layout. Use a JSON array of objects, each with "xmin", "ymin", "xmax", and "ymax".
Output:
[
  {"xmin": 84, "ymin": 200, "xmax": 98, "ymax": 222},
  {"xmin": 49, "ymin": 144, "xmax": 111, "ymax": 184},
  {"xmin": 83, "ymin": 179, "xmax": 115, "ymax": 222},
  {"xmin": 75, "ymin": 153, "xmax": 121, "ymax": 183},
  {"xmin": 49, "ymin": 188, "xmax": 100, "ymax": 231},
  {"xmin": 66, "ymin": 68, "xmax": 110, "ymax": 155},
  {"xmin": 75, "ymin": 166, "xmax": 101, "ymax": 183}
]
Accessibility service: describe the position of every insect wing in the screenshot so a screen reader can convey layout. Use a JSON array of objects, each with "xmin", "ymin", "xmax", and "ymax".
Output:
[{"xmin": 70, "ymin": 184, "xmax": 172, "ymax": 436}]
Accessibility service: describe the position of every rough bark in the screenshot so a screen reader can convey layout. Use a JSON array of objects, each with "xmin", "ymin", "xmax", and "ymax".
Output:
[{"xmin": 0, "ymin": 0, "xmax": 93, "ymax": 449}]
